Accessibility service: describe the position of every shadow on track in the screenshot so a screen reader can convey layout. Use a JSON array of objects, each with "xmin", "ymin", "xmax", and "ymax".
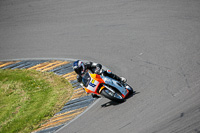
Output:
[
  {"xmin": 126, "ymin": 91, "xmax": 140, "ymax": 99},
  {"xmin": 101, "ymin": 91, "xmax": 140, "ymax": 108}
]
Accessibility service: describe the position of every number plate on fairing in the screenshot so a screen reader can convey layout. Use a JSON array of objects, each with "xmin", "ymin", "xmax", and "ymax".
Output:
[{"xmin": 87, "ymin": 79, "xmax": 99, "ymax": 92}]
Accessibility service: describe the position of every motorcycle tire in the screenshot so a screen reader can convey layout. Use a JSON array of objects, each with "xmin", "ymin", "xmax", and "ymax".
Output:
[
  {"xmin": 101, "ymin": 89, "xmax": 125, "ymax": 103},
  {"xmin": 126, "ymin": 84, "xmax": 134, "ymax": 94}
]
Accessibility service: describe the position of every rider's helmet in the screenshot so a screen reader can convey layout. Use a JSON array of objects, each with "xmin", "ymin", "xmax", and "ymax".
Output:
[{"xmin": 72, "ymin": 60, "xmax": 85, "ymax": 75}]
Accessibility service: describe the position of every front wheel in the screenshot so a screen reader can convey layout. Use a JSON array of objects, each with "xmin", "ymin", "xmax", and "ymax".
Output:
[{"xmin": 101, "ymin": 89, "xmax": 125, "ymax": 103}]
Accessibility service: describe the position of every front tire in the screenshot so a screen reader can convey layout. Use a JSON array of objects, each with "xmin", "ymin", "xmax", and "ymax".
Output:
[{"xmin": 101, "ymin": 89, "xmax": 125, "ymax": 103}]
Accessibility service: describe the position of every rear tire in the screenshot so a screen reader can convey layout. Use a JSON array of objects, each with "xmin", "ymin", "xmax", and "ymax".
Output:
[
  {"xmin": 125, "ymin": 84, "xmax": 134, "ymax": 94},
  {"xmin": 101, "ymin": 89, "xmax": 125, "ymax": 103}
]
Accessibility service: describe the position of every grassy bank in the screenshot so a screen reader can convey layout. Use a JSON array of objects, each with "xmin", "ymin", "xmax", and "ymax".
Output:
[{"xmin": 0, "ymin": 69, "xmax": 73, "ymax": 133}]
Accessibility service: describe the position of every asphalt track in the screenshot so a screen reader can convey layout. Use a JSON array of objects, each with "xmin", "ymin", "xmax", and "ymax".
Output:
[{"xmin": 0, "ymin": 0, "xmax": 200, "ymax": 133}]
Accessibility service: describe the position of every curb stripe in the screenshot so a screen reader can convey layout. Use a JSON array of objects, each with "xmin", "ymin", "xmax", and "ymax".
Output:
[
  {"xmin": 27, "ymin": 62, "xmax": 50, "ymax": 70},
  {"xmin": 0, "ymin": 61, "xmax": 20, "ymax": 68},
  {"xmin": 35, "ymin": 61, "xmax": 61, "ymax": 71},
  {"xmin": 41, "ymin": 61, "xmax": 69, "ymax": 72},
  {"xmin": 34, "ymin": 107, "xmax": 86, "ymax": 133},
  {"xmin": 54, "ymin": 107, "xmax": 86, "ymax": 118},
  {"xmin": 0, "ymin": 60, "xmax": 96, "ymax": 133},
  {"xmin": 50, "ymin": 63, "xmax": 73, "ymax": 75}
]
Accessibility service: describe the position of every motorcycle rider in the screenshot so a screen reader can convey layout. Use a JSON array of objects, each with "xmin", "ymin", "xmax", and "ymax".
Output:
[{"xmin": 72, "ymin": 60, "xmax": 127, "ymax": 83}]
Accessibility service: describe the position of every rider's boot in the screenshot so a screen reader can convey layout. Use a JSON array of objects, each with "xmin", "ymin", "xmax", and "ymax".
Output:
[
  {"xmin": 120, "ymin": 77, "xmax": 127, "ymax": 83},
  {"xmin": 110, "ymin": 73, "xmax": 127, "ymax": 83},
  {"xmin": 103, "ymin": 70, "xmax": 127, "ymax": 83},
  {"xmin": 113, "ymin": 74, "xmax": 127, "ymax": 83}
]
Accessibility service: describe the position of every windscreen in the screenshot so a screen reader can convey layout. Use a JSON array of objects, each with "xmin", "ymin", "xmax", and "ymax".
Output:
[{"xmin": 82, "ymin": 72, "xmax": 91, "ymax": 87}]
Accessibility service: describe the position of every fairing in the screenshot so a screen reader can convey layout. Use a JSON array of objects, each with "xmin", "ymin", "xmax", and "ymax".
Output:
[{"xmin": 82, "ymin": 72, "xmax": 129, "ymax": 97}]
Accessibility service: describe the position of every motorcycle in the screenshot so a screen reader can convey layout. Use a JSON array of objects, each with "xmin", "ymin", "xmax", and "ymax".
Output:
[{"xmin": 81, "ymin": 71, "xmax": 134, "ymax": 102}]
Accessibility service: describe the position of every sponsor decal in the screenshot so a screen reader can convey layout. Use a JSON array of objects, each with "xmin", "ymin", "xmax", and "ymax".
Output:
[
  {"xmin": 89, "ymin": 82, "xmax": 96, "ymax": 88},
  {"xmin": 91, "ymin": 79, "xmax": 95, "ymax": 84}
]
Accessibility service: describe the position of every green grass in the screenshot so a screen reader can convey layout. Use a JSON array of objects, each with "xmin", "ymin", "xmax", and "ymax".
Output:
[{"xmin": 0, "ymin": 69, "xmax": 73, "ymax": 133}]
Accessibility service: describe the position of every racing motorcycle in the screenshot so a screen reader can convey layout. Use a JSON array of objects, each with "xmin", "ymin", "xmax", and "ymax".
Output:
[{"xmin": 81, "ymin": 71, "xmax": 134, "ymax": 102}]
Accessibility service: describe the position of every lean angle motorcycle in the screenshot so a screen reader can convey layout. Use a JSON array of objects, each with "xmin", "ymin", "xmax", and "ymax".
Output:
[{"xmin": 81, "ymin": 71, "xmax": 134, "ymax": 102}]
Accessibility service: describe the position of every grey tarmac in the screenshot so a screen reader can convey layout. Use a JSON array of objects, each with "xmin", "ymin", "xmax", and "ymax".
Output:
[{"xmin": 0, "ymin": 0, "xmax": 200, "ymax": 133}]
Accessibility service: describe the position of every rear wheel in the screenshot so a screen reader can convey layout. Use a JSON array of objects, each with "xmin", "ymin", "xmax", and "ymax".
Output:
[
  {"xmin": 101, "ymin": 89, "xmax": 125, "ymax": 103},
  {"xmin": 125, "ymin": 84, "xmax": 134, "ymax": 94}
]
